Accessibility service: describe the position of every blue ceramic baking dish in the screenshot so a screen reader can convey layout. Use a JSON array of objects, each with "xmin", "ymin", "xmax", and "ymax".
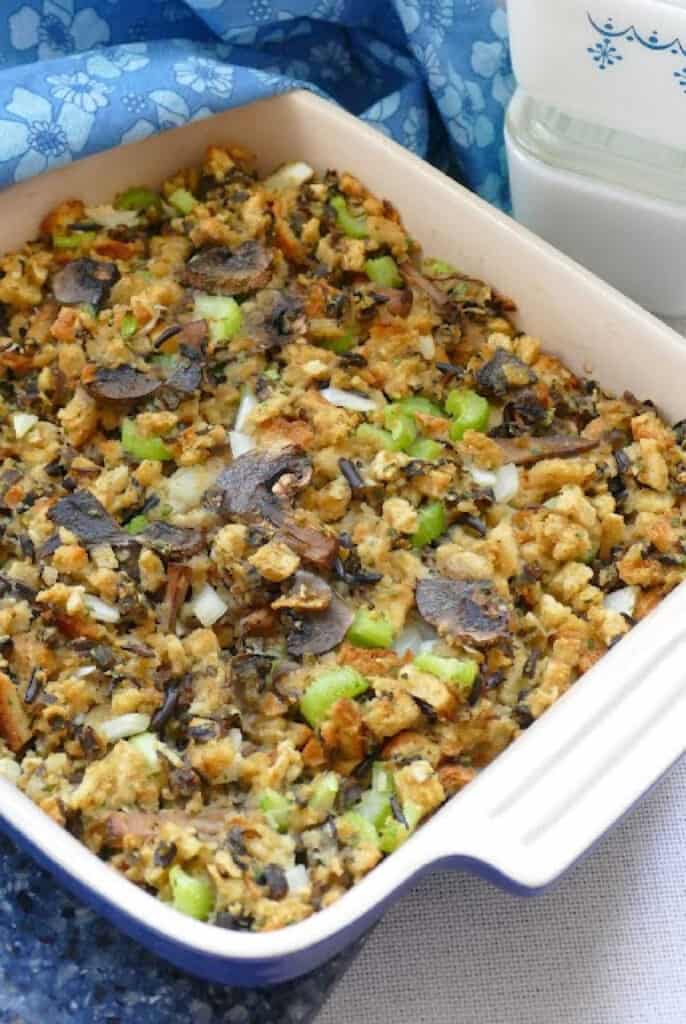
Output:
[{"xmin": 2, "ymin": 90, "xmax": 686, "ymax": 985}]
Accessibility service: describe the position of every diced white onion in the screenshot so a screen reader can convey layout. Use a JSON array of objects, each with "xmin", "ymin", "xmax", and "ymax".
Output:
[
  {"xmin": 466, "ymin": 464, "xmax": 497, "ymax": 488},
  {"xmin": 234, "ymin": 389, "xmax": 257, "ymax": 432},
  {"xmin": 493, "ymin": 463, "xmax": 519, "ymax": 503},
  {"xmin": 98, "ymin": 713, "xmax": 151, "ymax": 743},
  {"xmin": 229, "ymin": 430, "xmax": 256, "ymax": 458},
  {"xmin": 320, "ymin": 387, "xmax": 377, "ymax": 412},
  {"xmin": 603, "ymin": 587, "xmax": 637, "ymax": 617},
  {"xmin": 85, "ymin": 204, "xmax": 140, "ymax": 229},
  {"xmin": 74, "ymin": 665, "xmax": 97, "ymax": 678},
  {"xmin": 417, "ymin": 334, "xmax": 435, "ymax": 359},
  {"xmin": 192, "ymin": 583, "xmax": 228, "ymax": 627},
  {"xmin": 393, "ymin": 618, "xmax": 438, "ymax": 657},
  {"xmin": 166, "ymin": 461, "xmax": 223, "ymax": 513},
  {"xmin": 228, "ymin": 728, "xmax": 243, "ymax": 752},
  {"xmin": 12, "ymin": 412, "xmax": 38, "ymax": 439},
  {"xmin": 83, "ymin": 593, "xmax": 120, "ymax": 624},
  {"xmin": 285, "ymin": 864, "xmax": 310, "ymax": 894},
  {"xmin": 128, "ymin": 731, "xmax": 160, "ymax": 771},
  {"xmin": 0, "ymin": 758, "xmax": 21, "ymax": 785},
  {"xmin": 262, "ymin": 161, "xmax": 314, "ymax": 192}
]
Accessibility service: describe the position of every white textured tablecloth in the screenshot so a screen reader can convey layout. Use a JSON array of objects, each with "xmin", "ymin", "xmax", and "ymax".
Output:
[{"xmin": 320, "ymin": 318, "xmax": 686, "ymax": 1024}]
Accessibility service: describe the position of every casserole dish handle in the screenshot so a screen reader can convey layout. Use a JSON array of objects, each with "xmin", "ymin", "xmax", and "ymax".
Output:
[{"xmin": 429, "ymin": 589, "xmax": 686, "ymax": 891}]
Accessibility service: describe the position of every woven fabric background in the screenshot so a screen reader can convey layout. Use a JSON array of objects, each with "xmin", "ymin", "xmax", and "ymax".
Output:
[{"xmin": 320, "ymin": 755, "xmax": 686, "ymax": 1024}]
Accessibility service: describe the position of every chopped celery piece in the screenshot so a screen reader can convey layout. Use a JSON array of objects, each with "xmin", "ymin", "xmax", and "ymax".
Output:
[
  {"xmin": 128, "ymin": 731, "xmax": 159, "ymax": 771},
  {"xmin": 384, "ymin": 405, "xmax": 418, "ymax": 452},
  {"xmin": 121, "ymin": 419, "xmax": 173, "ymax": 462},
  {"xmin": 396, "ymin": 395, "xmax": 445, "ymax": 419},
  {"xmin": 372, "ymin": 761, "xmax": 395, "ymax": 795},
  {"xmin": 263, "ymin": 366, "xmax": 280, "ymax": 381},
  {"xmin": 341, "ymin": 811, "xmax": 379, "ymax": 847},
  {"xmin": 356, "ymin": 423, "xmax": 393, "ymax": 451},
  {"xmin": 308, "ymin": 772, "xmax": 340, "ymax": 814},
  {"xmin": 413, "ymin": 652, "xmax": 478, "ymax": 692},
  {"xmin": 446, "ymin": 389, "xmax": 490, "ymax": 441},
  {"xmin": 364, "ymin": 256, "xmax": 402, "ymax": 288},
  {"xmin": 424, "ymin": 258, "xmax": 456, "ymax": 276},
  {"xmin": 408, "ymin": 438, "xmax": 444, "ymax": 460},
  {"xmin": 168, "ymin": 187, "xmax": 197, "ymax": 215},
  {"xmin": 347, "ymin": 608, "xmax": 394, "ymax": 649},
  {"xmin": 259, "ymin": 788, "xmax": 292, "ymax": 832},
  {"xmin": 330, "ymin": 194, "xmax": 368, "ymax": 239},
  {"xmin": 355, "ymin": 790, "xmax": 392, "ymax": 830},
  {"xmin": 412, "ymin": 500, "xmax": 446, "ymax": 548},
  {"xmin": 379, "ymin": 818, "xmax": 409, "ymax": 853},
  {"xmin": 193, "ymin": 294, "xmax": 242, "ymax": 343},
  {"xmin": 169, "ymin": 865, "xmax": 214, "ymax": 921},
  {"xmin": 300, "ymin": 667, "xmax": 369, "ymax": 729},
  {"xmin": 125, "ymin": 514, "xmax": 149, "ymax": 535},
  {"xmin": 151, "ymin": 353, "xmax": 178, "ymax": 371},
  {"xmin": 114, "ymin": 186, "xmax": 160, "ymax": 211},
  {"xmin": 317, "ymin": 327, "xmax": 357, "ymax": 354},
  {"xmin": 120, "ymin": 313, "xmax": 138, "ymax": 339},
  {"xmin": 53, "ymin": 231, "xmax": 96, "ymax": 249}
]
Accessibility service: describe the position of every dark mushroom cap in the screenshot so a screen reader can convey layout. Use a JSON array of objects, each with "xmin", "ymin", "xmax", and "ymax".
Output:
[
  {"xmin": 273, "ymin": 570, "xmax": 332, "ymax": 611},
  {"xmin": 276, "ymin": 520, "xmax": 339, "ymax": 570},
  {"xmin": 84, "ymin": 365, "xmax": 160, "ymax": 402},
  {"xmin": 239, "ymin": 289, "xmax": 305, "ymax": 350},
  {"xmin": 493, "ymin": 433, "xmax": 599, "ymax": 466},
  {"xmin": 48, "ymin": 489, "xmax": 131, "ymax": 547},
  {"xmin": 52, "ymin": 258, "xmax": 120, "ymax": 309},
  {"xmin": 373, "ymin": 287, "xmax": 413, "ymax": 318},
  {"xmin": 183, "ymin": 241, "xmax": 273, "ymax": 296},
  {"xmin": 286, "ymin": 585, "xmax": 353, "ymax": 657},
  {"xmin": 205, "ymin": 446, "xmax": 312, "ymax": 525},
  {"xmin": 475, "ymin": 349, "xmax": 537, "ymax": 399},
  {"xmin": 138, "ymin": 521, "xmax": 205, "ymax": 560},
  {"xmin": 416, "ymin": 577, "xmax": 510, "ymax": 646}
]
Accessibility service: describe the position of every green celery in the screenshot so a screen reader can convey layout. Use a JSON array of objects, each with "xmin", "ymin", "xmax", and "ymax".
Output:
[
  {"xmin": 347, "ymin": 608, "xmax": 394, "ymax": 649},
  {"xmin": 365, "ymin": 256, "xmax": 403, "ymax": 288},
  {"xmin": 300, "ymin": 667, "xmax": 369, "ymax": 729},
  {"xmin": 169, "ymin": 865, "xmax": 214, "ymax": 921},
  {"xmin": 411, "ymin": 500, "xmax": 447, "ymax": 548},
  {"xmin": 121, "ymin": 419, "xmax": 173, "ymax": 462},
  {"xmin": 330, "ymin": 194, "xmax": 368, "ymax": 239}
]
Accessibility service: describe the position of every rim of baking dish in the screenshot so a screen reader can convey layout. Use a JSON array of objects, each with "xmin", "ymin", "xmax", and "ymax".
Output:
[{"xmin": 2, "ymin": 88, "xmax": 686, "ymax": 964}]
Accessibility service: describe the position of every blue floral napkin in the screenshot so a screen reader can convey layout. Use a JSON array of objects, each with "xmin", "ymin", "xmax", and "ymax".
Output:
[
  {"xmin": 0, "ymin": 1, "xmax": 512, "ymax": 205},
  {"xmin": 0, "ymin": 2, "xmax": 513, "ymax": 1020}
]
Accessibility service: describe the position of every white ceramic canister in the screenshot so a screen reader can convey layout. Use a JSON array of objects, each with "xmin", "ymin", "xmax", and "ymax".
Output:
[{"xmin": 506, "ymin": 0, "xmax": 686, "ymax": 316}]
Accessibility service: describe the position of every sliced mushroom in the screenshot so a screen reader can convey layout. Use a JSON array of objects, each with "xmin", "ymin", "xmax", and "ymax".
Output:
[
  {"xmin": 497, "ymin": 388, "xmax": 551, "ymax": 435},
  {"xmin": 493, "ymin": 433, "xmax": 599, "ymax": 466},
  {"xmin": 373, "ymin": 287, "xmax": 413, "ymax": 318},
  {"xmin": 48, "ymin": 490, "xmax": 131, "ymax": 547},
  {"xmin": 476, "ymin": 349, "xmax": 537, "ymax": 398},
  {"xmin": 138, "ymin": 521, "xmax": 205, "ymax": 560},
  {"xmin": 286, "ymin": 584, "xmax": 353, "ymax": 657},
  {"xmin": 205, "ymin": 446, "xmax": 312, "ymax": 526},
  {"xmin": 416, "ymin": 577, "xmax": 510, "ymax": 647},
  {"xmin": 272, "ymin": 570, "xmax": 332, "ymax": 611},
  {"xmin": 183, "ymin": 241, "xmax": 273, "ymax": 295},
  {"xmin": 83, "ymin": 364, "xmax": 160, "ymax": 402},
  {"xmin": 400, "ymin": 261, "xmax": 453, "ymax": 310},
  {"xmin": 164, "ymin": 349, "xmax": 203, "ymax": 396},
  {"xmin": 239, "ymin": 288, "xmax": 305, "ymax": 351},
  {"xmin": 52, "ymin": 258, "xmax": 119, "ymax": 309},
  {"xmin": 276, "ymin": 519, "xmax": 339, "ymax": 570},
  {"xmin": 106, "ymin": 807, "xmax": 230, "ymax": 847}
]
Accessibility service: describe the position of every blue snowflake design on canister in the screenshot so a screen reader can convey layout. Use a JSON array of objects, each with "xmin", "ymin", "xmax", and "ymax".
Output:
[{"xmin": 586, "ymin": 12, "xmax": 686, "ymax": 94}]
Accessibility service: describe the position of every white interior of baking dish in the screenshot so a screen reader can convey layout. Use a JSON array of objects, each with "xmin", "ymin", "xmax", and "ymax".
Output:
[{"xmin": 2, "ymin": 89, "xmax": 686, "ymax": 967}]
